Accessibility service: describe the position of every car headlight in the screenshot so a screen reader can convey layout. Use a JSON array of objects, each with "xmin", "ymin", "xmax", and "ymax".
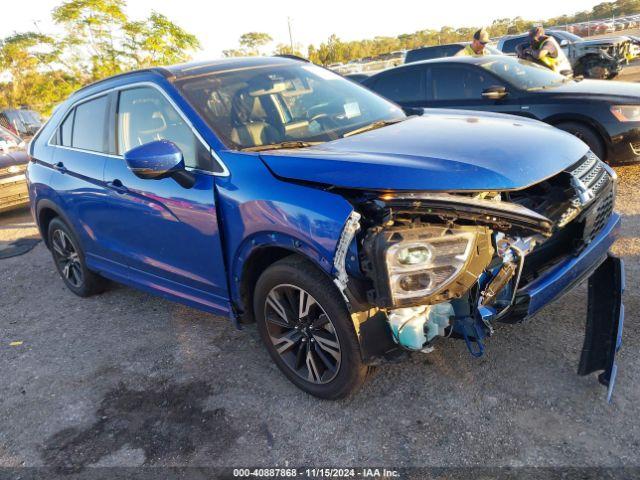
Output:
[
  {"xmin": 364, "ymin": 225, "xmax": 494, "ymax": 307},
  {"xmin": 611, "ymin": 105, "xmax": 640, "ymax": 122}
]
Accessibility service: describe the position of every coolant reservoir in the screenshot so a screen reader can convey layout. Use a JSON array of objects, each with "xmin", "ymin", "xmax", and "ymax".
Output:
[{"xmin": 387, "ymin": 303, "xmax": 454, "ymax": 351}]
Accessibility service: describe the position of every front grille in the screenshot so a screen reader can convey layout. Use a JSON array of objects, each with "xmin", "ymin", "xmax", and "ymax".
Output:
[
  {"xmin": 568, "ymin": 151, "xmax": 610, "ymax": 199},
  {"xmin": 521, "ymin": 153, "xmax": 615, "ymax": 282},
  {"xmin": 567, "ymin": 152, "xmax": 615, "ymax": 245}
]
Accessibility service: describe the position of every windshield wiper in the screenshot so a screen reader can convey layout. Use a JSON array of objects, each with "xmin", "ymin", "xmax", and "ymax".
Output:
[
  {"xmin": 241, "ymin": 141, "xmax": 322, "ymax": 152},
  {"xmin": 343, "ymin": 119, "xmax": 405, "ymax": 138}
]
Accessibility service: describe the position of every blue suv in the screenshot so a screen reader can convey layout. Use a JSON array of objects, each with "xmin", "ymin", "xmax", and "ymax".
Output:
[{"xmin": 27, "ymin": 56, "xmax": 624, "ymax": 399}]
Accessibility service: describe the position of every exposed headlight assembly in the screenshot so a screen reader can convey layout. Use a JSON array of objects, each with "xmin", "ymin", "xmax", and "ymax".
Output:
[{"xmin": 363, "ymin": 225, "xmax": 494, "ymax": 308}]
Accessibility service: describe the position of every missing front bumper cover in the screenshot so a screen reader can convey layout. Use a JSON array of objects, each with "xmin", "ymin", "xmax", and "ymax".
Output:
[{"xmin": 578, "ymin": 254, "xmax": 625, "ymax": 402}]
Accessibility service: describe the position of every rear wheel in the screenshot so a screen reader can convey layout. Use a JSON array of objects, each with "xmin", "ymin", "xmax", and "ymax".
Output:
[
  {"xmin": 254, "ymin": 256, "xmax": 369, "ymax": 399},
  {"xmin": 555, "ymin": 121, "xmax": 606, "ymax": 161},
  {"xmin": 48, "ymin": 217, "xmax": 106, "ymax": 297}
]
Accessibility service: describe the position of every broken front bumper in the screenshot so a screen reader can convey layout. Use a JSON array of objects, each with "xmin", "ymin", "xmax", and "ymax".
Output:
[{"xmin": 510, "ymin": 212, "xmax": 621, "ymax": 320}]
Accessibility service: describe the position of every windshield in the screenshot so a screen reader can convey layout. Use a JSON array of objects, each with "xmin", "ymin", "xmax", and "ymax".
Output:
[
  {"xmin": 175, "ymin": 62, "xmax": 405, "ymax": 150},
  {"xmin": 478, "ymin": 57, "xmax": 568, "ymax": 91}
]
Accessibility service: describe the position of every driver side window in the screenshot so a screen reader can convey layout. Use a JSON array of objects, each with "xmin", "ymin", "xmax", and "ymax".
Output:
[
  {"xmin": 117, "ymin": 87, "xmax": 212, "ymax": 170},
  {"xmin": 430, "ymin": 65, "xmax": 500, "ymax": 101}
]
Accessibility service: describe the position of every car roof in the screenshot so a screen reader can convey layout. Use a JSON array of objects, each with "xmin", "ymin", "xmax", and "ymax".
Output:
[
  {"xmin": 72, "ymin": 56, "xmax": 306, "ymax": 95},
  {"xmin": 402, "ymin": 55, "xmax": 496, "ymax": 68},
  {"xmin": 407, "ymin": 43, "xmax": 466, "ymax": 52},
  {"xmin": 364, "ymin": 54, "xmax": 513, "ymax": 81}
]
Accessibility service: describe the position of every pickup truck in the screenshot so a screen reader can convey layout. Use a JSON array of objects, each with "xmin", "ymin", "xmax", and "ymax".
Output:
[
  {"xmin": 497, "ymin": 30, "xmax": 635, "ymax": 79},
  {"xmin": 27, "ymin": 56, "xmax": 624, "ymax": 399}
]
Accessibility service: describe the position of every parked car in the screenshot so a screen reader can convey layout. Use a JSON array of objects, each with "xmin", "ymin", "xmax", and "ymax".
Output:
[
  {"xmin": 344, "ymin": 72, "xmax": 372, "ymax": 83},
  {"xmin": 405, "ymin": 42, "xmax": 503, "ymax": 64},
  {"xmin": 0, "ymin": 108, "xmax": 43, "ymax": 138},
  {"xmin": 364, "ymin": 55, "xmax": 640, "ymax": 164},
  {"xmin": 497, "ymin": 30, "xmax": 633, "ymax": 79},
  {"xmin": 0, "ymin": 127, "xmax": 29, "ymax": 213},
  {"xmin": 28, "ymin": 56, "xmax": 623, "ymax": 399}
]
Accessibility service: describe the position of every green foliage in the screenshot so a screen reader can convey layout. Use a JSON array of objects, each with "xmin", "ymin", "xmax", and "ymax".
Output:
[
  {"xmin": 301, "ymin": 0, "xmax": 640, "ymax": 65},
  {"xmin": 0, "ymin": 0, "xmax": 199, "ymax": 115},
  {"xmin": 223, "ymin": 32, "xmax": 274, "ymax": 57}
]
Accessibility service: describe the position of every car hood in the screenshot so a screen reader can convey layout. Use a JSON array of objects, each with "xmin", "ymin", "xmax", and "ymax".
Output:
[
  {"xmin": 0, "ymin": 150, "xmax": 28, "ymax": 168},
  {"xmin": 544, "ymin": 78, "xmax": 640, "ymax": 99},
  {"xmin": 260, "ymin": 110, "xmax": 588, "ymax": 192},
  {"xmin": 579, "ymin": 37, "xmax": 630, "ymax": 47}
]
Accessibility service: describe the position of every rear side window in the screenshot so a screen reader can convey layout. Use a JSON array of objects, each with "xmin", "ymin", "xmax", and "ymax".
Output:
[
  {"xmin": 60, "ymin": 110, "xmax": 74, "ymax": 147},
  {"xmin": 372, "ymin": 67, "xmax": 424, "ymax": 103},
  {"xmin": 72, "ymin": 96, "xmax": 109, "ymax": 152},
  {"xmin": 117, "ymin": 87, "xmax": 212, "ymax": 171},
  {"xmin": 430, "ymin": 65, "xmax": 498, "ymax": 101},
  {"xmin": 501, "ymin": 37, "xmax": 525, "ymax": 54}
]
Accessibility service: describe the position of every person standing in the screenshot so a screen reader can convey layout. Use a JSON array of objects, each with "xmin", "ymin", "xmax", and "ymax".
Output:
[
  {"xmin": 516, "ymin": 26, "xmax": 572, "ymax": 74},
  {"xmin": 456, "ymin": 28, "xmax": 490, "ymax": 57}
]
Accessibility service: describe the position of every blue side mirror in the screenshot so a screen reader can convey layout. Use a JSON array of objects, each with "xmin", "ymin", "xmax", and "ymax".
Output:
[{"xmin": 124, "ymin": 140, "xmax": 185, "ymax": 180}]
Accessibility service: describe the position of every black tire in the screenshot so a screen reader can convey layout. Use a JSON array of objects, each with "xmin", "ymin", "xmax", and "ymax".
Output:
[
  {"xmin": 47, "ymin": 217, "xmax": 106, "ymax": 297},
  {"xmin": 555, "ymin": 121, "xmax": 606, "ymax": 161},
  {"xmin": 254, "ymin": 255, "xmax": 370, "ymax": 399}
]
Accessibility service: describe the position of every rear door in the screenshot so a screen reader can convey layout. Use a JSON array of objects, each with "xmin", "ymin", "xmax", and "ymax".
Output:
[
  {"xmin": 424, "ymin": 64, "xmax": 522, "ymax": 115},
  {"xmin": 49, "ymin": 94, "xmax": 115, "ymax": 260},
  {"xmin": 99, "ymin": 84, "xmax": 229, "ymax": 312}
]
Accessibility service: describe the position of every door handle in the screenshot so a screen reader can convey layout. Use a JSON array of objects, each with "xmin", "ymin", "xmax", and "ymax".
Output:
[
  {"xmin": 53, "ymin": 162, "xmax": 67, "ymax": 174},
  {"xmin": 106, "ymin": 179, "xmax": 128, "ymax": 194}
]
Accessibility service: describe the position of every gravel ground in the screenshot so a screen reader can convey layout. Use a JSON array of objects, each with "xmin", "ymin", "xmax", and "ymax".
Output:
[{"xmin": 1, "ymin": 171, "xmax": 639, "ymax": 472}]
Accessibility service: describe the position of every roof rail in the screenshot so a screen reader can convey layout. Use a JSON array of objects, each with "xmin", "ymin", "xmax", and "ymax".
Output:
[
  {"xmin": 72, "ymin": 67, "xmax": 174, "ymax": 95},
  {"xmin": 273, "ymin": 54, "xmax": 310, "ymax": 63}
]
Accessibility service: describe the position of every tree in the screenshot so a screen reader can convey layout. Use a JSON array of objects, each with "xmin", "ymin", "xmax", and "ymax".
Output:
[
  {"xmin": 239, "ymin": 32, "xmax": 273, "ymax": 54},
  {"xmin": 0, "ymin": 0, "xmax": 200, "ymax": 115},
  {"xmin": 122, "ymin": 12, "xmax": 200, "ymax": 68}
]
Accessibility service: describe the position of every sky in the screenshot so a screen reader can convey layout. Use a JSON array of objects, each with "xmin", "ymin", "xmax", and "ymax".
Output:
[{"xmin": 3, "ymin": 0, "xmax": 606, "ymax": 59}]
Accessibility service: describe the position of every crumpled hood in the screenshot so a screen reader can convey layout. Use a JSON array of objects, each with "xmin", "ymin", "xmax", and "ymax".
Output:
[
  {"xmin": 579, "ymin": 36, "xmax": 630, "ymax": 47},
  {"xmin": 260, "ymin": 110, "xmax": 588, "ymax": 192}
]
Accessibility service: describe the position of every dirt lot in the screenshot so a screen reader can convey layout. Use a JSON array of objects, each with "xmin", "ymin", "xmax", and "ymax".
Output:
[{"xmin": 1, "ymin": 144, "xmax": 640, "ymax": 471}]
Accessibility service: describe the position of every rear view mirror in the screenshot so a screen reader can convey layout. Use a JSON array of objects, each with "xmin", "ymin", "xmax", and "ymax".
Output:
[
  {"xmin": 124, "ymin": 140, "xmax": 195, "ymax": 188},
  {"xmin": 560, "ymin": 39, "xmax": 570, "ymax": 47},
  {"xmin": 482, "ymin": 86, "xmax": 508, "ymax": 100}
]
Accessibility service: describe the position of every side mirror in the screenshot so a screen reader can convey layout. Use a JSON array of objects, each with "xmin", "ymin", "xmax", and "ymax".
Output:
[
  {"xmin": 482, "ymin": 86, "xmax": 508, "ymax": 100},
  {"xmin": 402, "ymin": 106, "xmax": 425, "ymax": 116},
  {"xmin": 560, "ymin": 39, "xmax": 569, "ymax": 47},
  {"xmin": 124, "ymin": 140, "xmax": 195, "ymax": 188}
]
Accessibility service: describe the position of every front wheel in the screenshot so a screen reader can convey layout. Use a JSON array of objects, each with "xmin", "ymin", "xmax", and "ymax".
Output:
[{"xmin": 254, "ymin": 256, "xmax": 370, "ymax": 399}]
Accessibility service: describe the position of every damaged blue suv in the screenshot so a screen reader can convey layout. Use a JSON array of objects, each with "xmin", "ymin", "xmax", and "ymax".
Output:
[{"xmin": 27, "ymin": 56, "xmax": 624, "ymax": 399}]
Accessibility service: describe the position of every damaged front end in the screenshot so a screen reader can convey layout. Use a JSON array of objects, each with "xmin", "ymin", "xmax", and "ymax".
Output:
[{"xmin": 339, "ymin": 151, "xmax": 624, "ymax": 400}]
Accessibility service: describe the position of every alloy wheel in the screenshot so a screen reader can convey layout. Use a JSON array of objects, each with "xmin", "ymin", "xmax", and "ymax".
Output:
[
  {"xmin": 264, "ymin": 284, "xmax": 341, "ymax": 384},
  {"xmin": 51, "ymin": 229, "xmax": 83, "ymax": 288}
]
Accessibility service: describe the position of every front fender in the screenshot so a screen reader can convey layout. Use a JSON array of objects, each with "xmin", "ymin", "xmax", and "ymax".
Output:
[{"xmin": 215, "ymin": 151, "xmax": 355, "ymax": 308}]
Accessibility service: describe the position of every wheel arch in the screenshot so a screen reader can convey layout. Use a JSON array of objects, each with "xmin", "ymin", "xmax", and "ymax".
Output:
[
  {"xmin": 545, "ymin": 114, "xmax": 610, "ymax": 160},
  {"xmin": 232, "ymin": 234, "xmax": 337, "ymax": 324},
  {"xmin": 35, "ymin": 199, "xmax": 73, "ymax": 249}
]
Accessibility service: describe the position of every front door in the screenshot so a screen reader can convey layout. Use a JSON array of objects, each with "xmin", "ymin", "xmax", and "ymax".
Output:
[
  {"xmin": 425, "ymin": 64, "xmax": 523, "ymax": 116},
  {"xmin": 99, "ymin": 85, "xmax": 229, "ymax": 313}
]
